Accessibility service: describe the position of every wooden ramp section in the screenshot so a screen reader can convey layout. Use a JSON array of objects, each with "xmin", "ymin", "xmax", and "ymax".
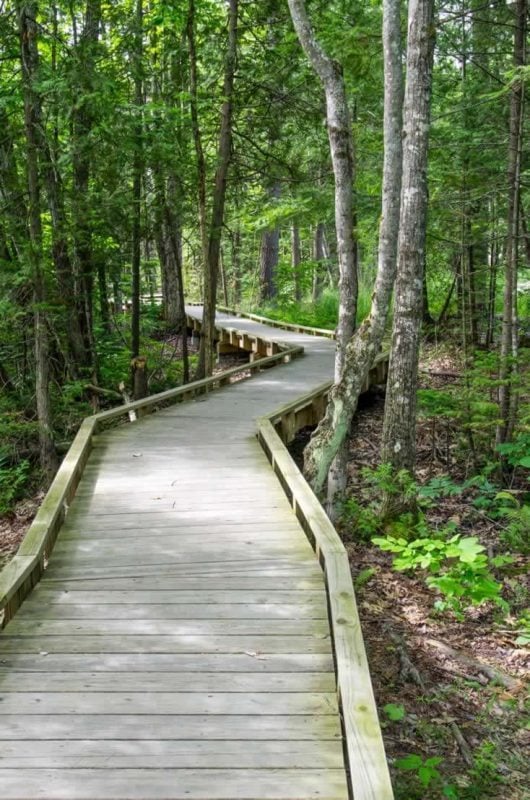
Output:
[{"xmin": 0, "ymin": 309, "xmax": 393, "ymax": 800}]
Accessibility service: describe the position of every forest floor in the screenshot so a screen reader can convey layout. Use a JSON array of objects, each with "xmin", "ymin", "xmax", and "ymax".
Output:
[{"xmin": 290, "ymin": 344, "xmax": 529, "ymax": 799}]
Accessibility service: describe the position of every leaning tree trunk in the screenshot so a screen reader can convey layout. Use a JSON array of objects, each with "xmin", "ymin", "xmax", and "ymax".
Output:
[
  {"xmin": 380, "ymin": 0, "xmax": 436, "ymax": 479},
  {"xmin": 18, "ymin": 0, "xmax": 57, "ymax": 481},
  {"xmin": 197, "ymin": 0, "xmax": 238, "ymax": 379},
  {"xmin": 287, "ymin": 0, "xmax": 361, "ymax": 511},
  {"xmin": 287, "ymin": 0, "xmax": 357, "ymax": 380},
  {"xmin": 302, "ymin": 0, "xmax": 403, "ymax": 497},
  {"xmin": 496, "ymin": 0, "xmax": 526, "ymax": 446}
]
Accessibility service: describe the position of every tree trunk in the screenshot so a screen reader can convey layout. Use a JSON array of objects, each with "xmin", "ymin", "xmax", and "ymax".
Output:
[
  {"xmin": 301, "ymin": 0, "xmax": 403, "ymax": 499},
  {"xmin": 521, "ymin": 202, "xmax": 530, "ymax": 268},
  {"xmin": 287, "ymin": 0, "xmax": 357, "ymax": 380},
  {"xmin": 18, "ymin": 0, "xmax": 57, "ymax": 481},
  {"xmin": 291, "ymin": 223, "xmax": 302, "ymax": 302},
  {"xmin": 187, "ymin": 0, "xmax": 209, "ymax": 289},
  {"xmin": 130, "ymin": 0, "xmax": 143, "ymax": 366},
  {"xmin": 72, "ymin": 0, "xmax": 101, "ymax": 377},
  {"xmin": 97, "ymin": 257, "xmax": 111, "ymax": 334},
  {"xmin": 380, "ymin": 0, "xmax": 435, "ymax": 478},
  {"xmin": 311, "ymin": 222, "xmax": 325, "ymax": 303},
  {"xmin": 259, "ymin": 181, "xmax": 281, "ymax": 303},
  {"xmin": 232, "ymin": 227, "xmax": 242, "ymax": 305},
  {"xmin": 496, "ymin": 0, "xmax": 526, "ymax": 445},
  {"xmin": 197, "ymin": 0, "xmax": 238, "ymax": 378}
]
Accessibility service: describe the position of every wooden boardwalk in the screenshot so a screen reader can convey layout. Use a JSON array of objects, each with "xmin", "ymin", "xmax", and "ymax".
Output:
[{"xmin": 0, "ymin": 309, "xmax": 390, "ymax": 799}]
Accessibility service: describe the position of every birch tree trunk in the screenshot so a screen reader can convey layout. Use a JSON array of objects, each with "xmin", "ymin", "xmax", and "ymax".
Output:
[
  {"xmin": 301, "ymin": 0, "xmax": 403, "ymax": 496},
  {"xmin": 380, "ymin": 0, "xmax": 436, "ymax": 476},
  {"xmin": 197, "ymin": 0, "xmax": 238, "ymax": 379},
  {"xmin": 496, "ymin": 0, "xmax": 526, "ymax": 446},
  {"xmin": 287, "ymin": 0, "xmax": 357, "ymax": 378}
]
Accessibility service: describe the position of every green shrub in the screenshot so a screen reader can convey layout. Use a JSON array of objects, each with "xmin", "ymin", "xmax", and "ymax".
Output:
[{"xmin": 0, "ymin": 456, "xmax": 30, "ymax": 515}]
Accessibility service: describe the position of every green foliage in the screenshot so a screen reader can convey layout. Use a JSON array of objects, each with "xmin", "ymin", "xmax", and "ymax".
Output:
[
  {"xmin": 0, "ymin": 456, "xmax": 30, "ymax": 515},
  {"xmin": 343, "ymin": 465, "xmax": 524, "ymax": 617},
  {"xmin": 0, "ymin": 412, "xmax": 40, "ymax": 459},
  {"xmin": 496, "ymin": 432, "xmax": 530, "ymax": 470},
  {"xmin": 395, "ymin": 753, "xmax": 444, "ymax": 788},
  {"xmin": 372, "ymin": 530, "xmax": 511, "ymax": 617},
  {"xmin": 498, "ymin": 501, "xmax": 530, "ymax": 555},
  {"xmin": 256, "ymin": 288, "xmax": 338, "ymax": 330},
  {"xmin": 353, "ymin": 566, "xmax": 376, "ymax": 591},
  {"xmin": 254, "ymin": 281, "xmax": 375, "ymax": 331},
  {"xmin": 514, "ymin": 610, "xmax": 530, "ymax": 647},
  {"xmin": 461, "ymin": 741, "xmax": 504, "ymax": 799},
  {"xmin": 418, "ymin": 475, "xmax": 463, "ymax": 500},
  {"xmin": 418, "ymin": 352, "xmax": 530, "ymax": 467},
  {"xmin": 383, "ymin": 703, "xmax": 406, "ymax": 722}
]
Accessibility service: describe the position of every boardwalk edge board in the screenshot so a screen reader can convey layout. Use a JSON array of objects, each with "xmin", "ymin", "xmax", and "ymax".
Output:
[
  {"xmin": 256, "ymin": 393, "xmax": 393, "ymax": 799},
  {"xmin": 0, "ymin": 315, "xmax": 302, "ymax": 625}
]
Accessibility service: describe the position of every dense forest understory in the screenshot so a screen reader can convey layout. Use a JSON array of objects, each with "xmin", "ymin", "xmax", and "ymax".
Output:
[{"xmin": 0, "ymin": 0, "xmax": 529, "ymax": 797}]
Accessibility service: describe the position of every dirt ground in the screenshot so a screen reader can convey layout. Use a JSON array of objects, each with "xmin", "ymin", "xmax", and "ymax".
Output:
[{"xmin": 290, "ymin": 348, "xmax": 529, "ymax": 799}]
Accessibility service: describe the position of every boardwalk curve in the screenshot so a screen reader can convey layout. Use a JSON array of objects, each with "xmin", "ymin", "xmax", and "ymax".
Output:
[{"xmin": 0, "ymin": 308, "xmax": 393, "ymax": 799}]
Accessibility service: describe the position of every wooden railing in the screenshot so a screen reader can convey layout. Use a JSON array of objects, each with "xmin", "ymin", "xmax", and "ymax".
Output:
[
  {"xmin": 0, "ymin": 317, "xmax": 302, "ymax": 625},
  {"xmin": 257, "ymin": 387, "xmax": 393, "ymax": 799},
  {"xmin": 187, "ymin": 302, "xmax": 338, "ymax": 338}
]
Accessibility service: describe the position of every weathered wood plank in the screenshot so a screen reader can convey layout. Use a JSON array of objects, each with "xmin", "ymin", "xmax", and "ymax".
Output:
[
  {"xmin": 56, "ymin": 523, "xmax": 304, "ymax": 541},
  {"xmin": 0, "ymin": 634, "xmax": 332, "ymax": 654},
  {"xmin": 0, "ymin": 739, "xmax": 344, "ymax": 769},
  {"xmin": 6, "ymin": 618, "xmax": 329, "ymax": 637},
  {"xmin": 17, "ymin": 601, "xmax": 328, "ymax": 620},
  {"xmin": 0, "ymin": 768, "xmax": 348, "ymax": 800},
  {"xmin": 0, "ymin": 714, "xmax": 342, "ymax": 740},
  {"xmin": 27, "ymin": 588, "xmax": 326, "ymax": 605},
  {"xmin": 38, "ymin": 576, "xmax": 324, "ymax": 591},
  {"xmin": 0, "ymin": 691, "xmax": 338, "ymax": 715},
  {"xmin": 0, "ymin": 652, "xmax": 334, "ymax": 673},
  {"xmin": 47, "ymin": 542, "xmax": 317, "ymax": 566},
  {"xmin": 0, "ymin": 671, "xmax": 335, "ymax": 693}
]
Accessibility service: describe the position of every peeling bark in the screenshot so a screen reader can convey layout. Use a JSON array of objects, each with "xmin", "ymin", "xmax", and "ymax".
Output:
[
  {"xmin": 287, "ymin": 0, "xmax": 357, "ymax": 379},
  {"xmin": 301, "ymin": 0, "xmax": 403, "ymax": 496},
  {"xmin": 380, "ymin": 0, "xmax": 436, "ymax": 475}
]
